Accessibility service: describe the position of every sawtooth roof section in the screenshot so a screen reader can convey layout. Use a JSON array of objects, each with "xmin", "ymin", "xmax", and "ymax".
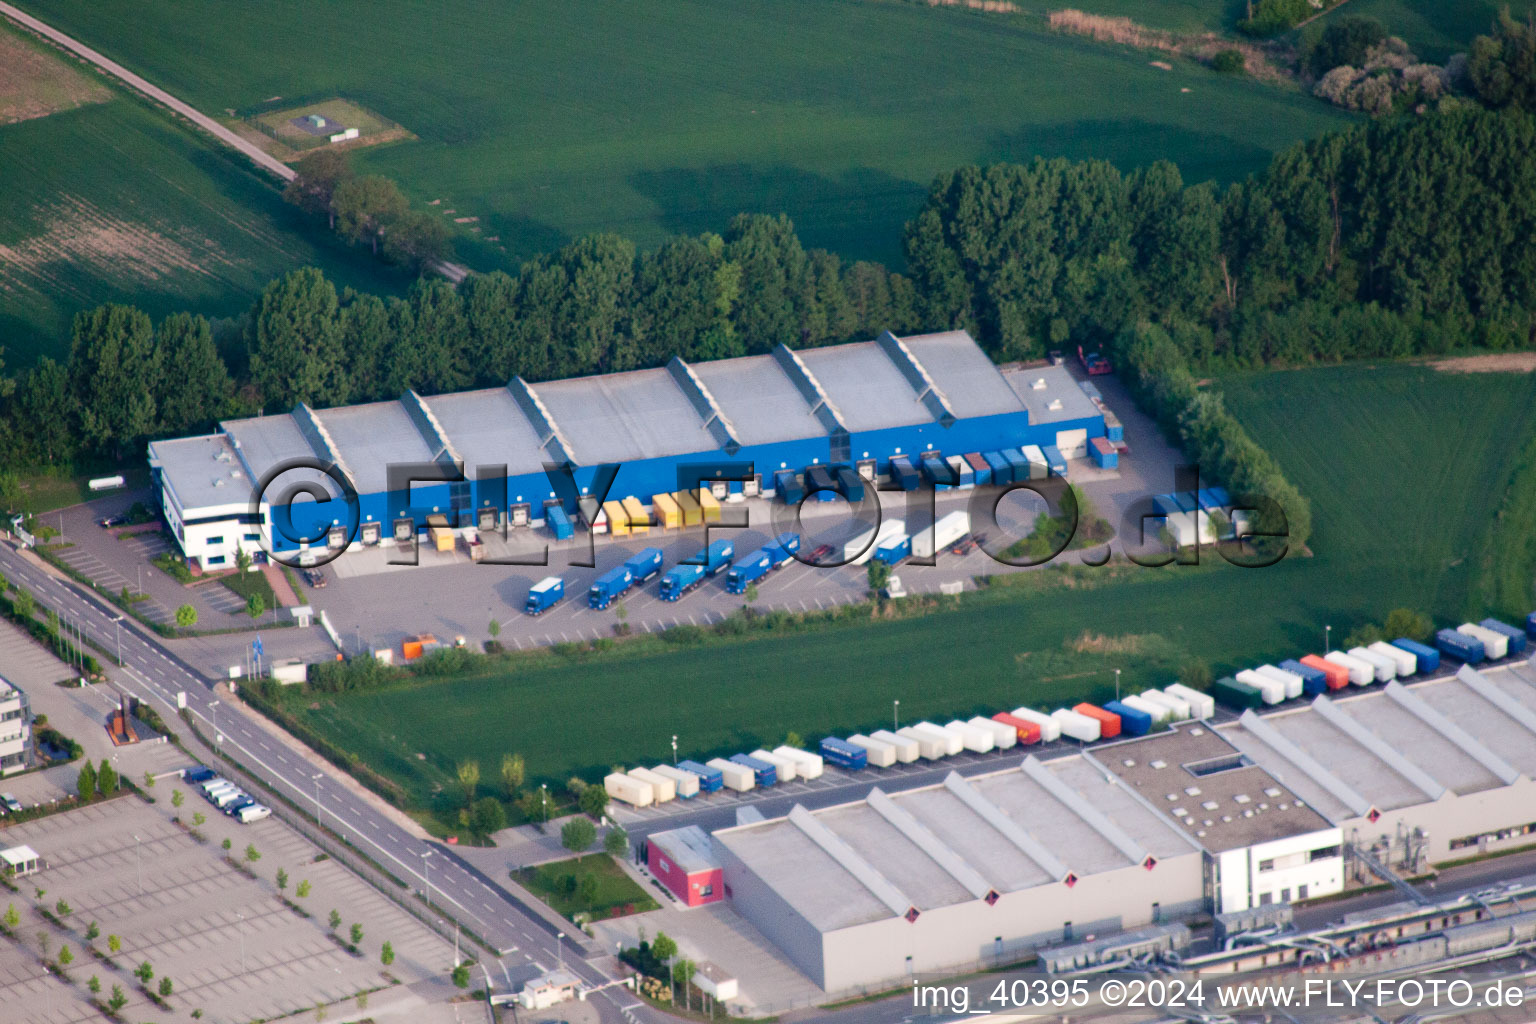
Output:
[
  {"xmin": 788, "ymin": 804, "xmax": 912, "ymax": 918},
  {"xmin": 1312, "ymin": 696, "xmax": 1448, "ymax": 802},
  {"xmin": 1234, "ymin": 710, "xmax": 1372, "ymax": 817},
  {"xmin": 508, "ymin": 377, "xmax": 576, "ymax": 466},
  {"xmin": 687, "ymin": 354, "xmax": 827, "ymax": 447},
  {"xmin": 942, "ymin": 772, "xmax": 1069, "ymax": 880},
  {"xmin": 310, "ymin": 400, "xmax": 436, "ymax": 496},
  {"xmin": 420, "ymin": 387, "xmax": 553, "ymax": 479},
  {"xmin": 666, "ymin": 357, "xmax": 741, "ymax": 453},
  {"xmin": 1021, "ymin": 755, "xmax": 1149, "ymax": 866},
  {"xmin": 771, "ymin": 344, "xmax": 848, "ymax": 436},
  {"xmin": 866, "ymin": 788, "xmax": 993, "ymax": 900},
  {"xmin": 528, "ymin": 366, "xmax": 722, "ymax": 466},
  {"xmin": 1384, "ymin": 682, "xmax": 1521, "ymax": 786},
  {"xmin": 401, "ymin": 390, "xmax": 463, "ymax": 467},
  {"xmin": 876, "ymin": 331, "xmax": 957, "ymax": 427}
]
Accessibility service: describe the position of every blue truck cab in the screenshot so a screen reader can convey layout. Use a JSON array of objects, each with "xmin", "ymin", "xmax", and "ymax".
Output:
[
  {"xmin": 524, "ymin": 576, "xmax": 565, "ymax": 615},
  {"xmin": 658, "ymin": 563, "xmax": 705, "ymax": 601},
  {"xmin": 588, "ymin": 565, "xmax": 634, "ymax": 609},
  {"xmin": 725, "ymin": 548, "xmax": 772, "ymax": 594}
]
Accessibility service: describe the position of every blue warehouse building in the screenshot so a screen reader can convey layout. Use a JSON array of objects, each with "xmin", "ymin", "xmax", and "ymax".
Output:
[{"xmin": 148, "ymin": 330, "xmax": 1105, "ymax": 569}]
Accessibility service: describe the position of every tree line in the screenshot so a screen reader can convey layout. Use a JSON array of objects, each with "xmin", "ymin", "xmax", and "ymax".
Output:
[
  {"xmin": 0, "ymin": 212, "xmax": 919, "ymax": 469},
  {"xmin": 904, "ymin": 104, "xmax": 1536, "ymax": 371}
]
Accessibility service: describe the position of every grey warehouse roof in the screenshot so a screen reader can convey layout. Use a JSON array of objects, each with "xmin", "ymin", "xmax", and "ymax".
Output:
[
  {"xmin": 149, "ymin": 433, "xmax": 254, "ymax": 511},
  {"xmin": 1004, "ymin": 365, "xmax": 1103, "ymax": 426},
  {"xmin": 161, "ymin": 330, "xmax": 1051, "ymax": 510},
  {"xmin": 712, "ymin": 753, "xmax": 1197, "ymax": 934}
]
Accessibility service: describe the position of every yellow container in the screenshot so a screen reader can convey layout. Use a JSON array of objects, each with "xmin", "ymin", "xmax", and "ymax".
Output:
[
  {"xmin": 603, "ymin": 499, "xmax": 630, "ymax": 537},
  {"xmin": 651, "ymin": 492, "xmax": 681, "ymax": 529},
  {"xmin": 697, "ymin": 488, "xmax": 721, "ymax": 523},
  {"xmin": 622, "ymin": 496, "xmax": 650, "ymax": 533},
  {"xmin": 673, "ymin": 490, "xmax": 701, "ymax": 526}
]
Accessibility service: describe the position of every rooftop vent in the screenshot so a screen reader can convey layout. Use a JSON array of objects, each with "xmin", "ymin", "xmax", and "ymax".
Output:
[
  {"xmin": 1171, "ymin": 807, "xmax": 1187, "ymax": 817},
  {"xmin": 1032, "ymin": 377, "xmax": 1047, "ymax": 390},
  {"xmin": 1189, "ymin": 727, "xmax": 1205, "ymax": 736},
  {"xmin": 1242, "ymin": 810, "xmax": 1255, "ymax": 818},
  {"xmin": 1122, "ymin": 759, "xmax": 1136, "ymax": 767},
  {"xmin": 1221, "ymin": 815, "xmax": 1233, "ymax": 823},
  {"xmin": 1184, "ymin": 786, "xmax": 1201, "ymax": 796},
  {"xmin": 1264, "ymin": 787, "xmax": 1281, "ymax": 798},
  {"xmin": 1234, "ymin": 794, "xmax": 1251, "ymax": 804},
  {"xmin": 1196, "ymin": 830, "xmax": 1207, "ymax": 837},
  {"xmin": 216, "ymin": 450, "xmax": 232, "ymax": 462},
  {"xmin": 1150, "ymin": 760, "xmax": 1167, "ymax": 770},
  {"xmin": 1201, "ymin": 800, "xmax": 1219, "ymax": 811},
  {"xmin": 1278, "ymin": 802, "xmax": 1290, "ymax": 810},
  {"xmin": 1047, "ymin": 399, "xmax": 1063, "ymax": 411}
]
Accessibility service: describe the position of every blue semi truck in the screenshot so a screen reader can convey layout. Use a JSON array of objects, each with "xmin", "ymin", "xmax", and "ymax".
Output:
[{"xmin": 524, "ymin": 576, "xmax": 565, "ymax": 615}]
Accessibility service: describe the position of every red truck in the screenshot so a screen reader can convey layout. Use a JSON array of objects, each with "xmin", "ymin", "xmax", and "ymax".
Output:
[{"xmin": 1078, "ymin": 345, "xmax": 1112, "ymax": 376}]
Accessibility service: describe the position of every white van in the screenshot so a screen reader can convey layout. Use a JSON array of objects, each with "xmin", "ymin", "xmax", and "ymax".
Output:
[
  {"xmin": 213, "ymin": 789, "xmax": 247, "ymax": 809},
  {"xmin": 236, "ymin": 804, "xmax": 271, "ymax": 824}
]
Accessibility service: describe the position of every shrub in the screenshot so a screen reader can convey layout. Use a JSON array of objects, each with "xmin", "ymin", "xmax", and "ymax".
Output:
[
  {"xmin": 174, "ymin": 604, "xmax": 198, "ymax": 628},
  {"xmin": 1211, "ymin": 49, "xmax": 1245, "ymax": 74},
  {"xmin": 1304, "ymin": 16, "xmax": 1386, "ymax": 76}
]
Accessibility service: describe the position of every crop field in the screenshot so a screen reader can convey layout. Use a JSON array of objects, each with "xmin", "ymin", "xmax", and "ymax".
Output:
[
  {"xmin": 0, "ymin": 83, "xmax": 404, "ymax": 365},
  {"xmin": 247, "ymin": 97, "xmax": 410, "ymax": 159},
  {"xmin": 0, "ymin": 18, "xmax": 107, "ymax": 124},
  {"xmin": 1299, "ymin": 0, "xmax": 1536, "ymax": 62},
  {"xmin": 11, "ymin": 0, "xmax": 1350, "ymax": 268},
  {"xmin": 273, "ymin": 362, "xmax": 1536, "ymax": 809}
]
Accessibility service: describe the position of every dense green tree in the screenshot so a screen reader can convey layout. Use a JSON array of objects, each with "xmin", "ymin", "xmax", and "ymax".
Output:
[
  {"xmin": 68, "ymin": 304, "xmax": 160, "ymax": 452},
  {"xmin": 96, "ymin": 759, "xmax": 118, "ymax": 796},
  {"xmin": 630, "ymin": 235, "xmax": 739, "ymax": 366},
  {"xmin": 13, "ymin": 358, "xmax": 76, "ymax": 463},
  {"xmin": 338, "ymin": 289, "xmax": 392, "ymax": 403},
  {"xmin": 469, "ymin": 796, "xmax": 507, "ymax": 836},
  {"xmin": 248, "ymin": 268, "xmax": 347, "ymax": 410},
  {"xmin": 331, "ymin": 175, "xmax": 408, "ymax": 254},
  {"xmin": 77, "ymin": 761, "xmax": 97, "ymax": 802},
  {"xmin": 1469, "ymin": 10, "xmax": 1536, "ymax": 112},
  {"xmin": 156, "ymin": 313, "xmax": 231, "ymax": 433},
  {"xmin": 461, "ymin": 271, "xmax": 520, "ymax": 385},
  {"xmin": 725, "ymin": 213, "xmax": 812, "ymax": 351},
  {"xmin": 283, "ymin": 149, "xmax": 354, "ymax": 227},
  {"xmin": 1303, "ymin": 16, "xmax": 1387, "ymax": 76},
  {"xmin": 561, "ymin": 817, "xmax": 596, "ymax": 859},
  {"xmin": 382, "ymin": 209, "xmax": 454, "ymax": 272}
]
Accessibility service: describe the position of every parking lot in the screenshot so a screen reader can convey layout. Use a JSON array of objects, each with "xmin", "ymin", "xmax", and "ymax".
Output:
[{"xmin": 0, "ymin": 788, "xmax": 456, "ymax": 1024}]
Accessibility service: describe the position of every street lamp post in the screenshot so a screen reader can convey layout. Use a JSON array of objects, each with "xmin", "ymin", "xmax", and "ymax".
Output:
[
  {"xmin": 114, "ymin": 615, "xmax": 123, "ymax": 665},
  {"xmin": 671, "ymin": 735, "xmax": 677, "ymax": 766},
  {"xmin": 1325, "ymin": 624, "xmax": 1332, "ymax": 652},
  {"xmin": 422, "ymin": 849, "xmax": 434, "ymax": 910},
  {"xmin": 1114, "ymin": 668, "xmax": 1121, "ymax": 701},
  {"xmin": 311, "ymin": 772, "xmax": 324, "ymax": 827},
  {"xmin": 133, "ymin": 833, "xmax": 142, "ymax": 894},
  {"xmin": 540, "ymin": 783, "xmax": 548, "ymax": 822},
  {"xmin": 893, "ymin": 699, "xmax": 900, "ymax": 731},
  {"xmin": 557, "ymin": 931, "xmax": 565, "ymax": 970}
]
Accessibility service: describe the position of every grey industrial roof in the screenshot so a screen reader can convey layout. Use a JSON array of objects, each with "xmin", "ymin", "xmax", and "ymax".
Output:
[
  {"xmin": 1343, "ymin": 693, "xmax": 1502, "ymax": 796},
  {"xmin": 650, "ymin": 825, "xmax": 718, "ymax": 876},
  {"xmin": 1004, "ymin": 365, "xmax": 1103, "ymax": 426},
  {"xmin": 222, "ymin": 414, "xmax": 335, "ymax": 500},
  {"xmin": 423, "ymin": 388, "xmax": 553, "ymax": 478},
  {"xmin": 531, "ymin": 367, "xmax": 721, "ymax": 466},
  {"xmin": 896, "ymin": 785, "xmax": 1055, "ymax": 893},
  {"xmin": 902, "ymin": 332, "xmax": 1024, "ymax": 419},
  {"xmin": 714, "ymin": 816, "xmax": 893, "ymax": 932},
  {"xmin": 690, "ymin": 355, "xmax": 825, "ymax": 447},
  {"xmin": 821, "ymin": 804, "xmax": 973, "ymax": 910},
  {"xmin": 1219, "ymin": 719, "xmax": 1360, "ymax": 823},
  {"xmin": 149, "ymin": 433, "xmax": 254, "ymax": 511},
  {"xmin": 1093, "ymin": 726, "xmax": 1333, "ymax": 854},
  {"xmin": 1261, "ymin": 703, "xmax": 1438, "ymax": 812},
  {"xmin": 314, "ymin": 401, "xmax": 439, "ymax": 496},
  {"xmin": 797, "ymin": 342, "xmax": 931, "ymax": 432},
  {"xmin": 1412, "ymin": 676, "xmax": 1536, "ymax": 777}
]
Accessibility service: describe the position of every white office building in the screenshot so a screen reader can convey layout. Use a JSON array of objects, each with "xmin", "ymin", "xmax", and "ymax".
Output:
[{"xmin": 0, "ymin": 675, "xmax": 33, "ymax": 777}]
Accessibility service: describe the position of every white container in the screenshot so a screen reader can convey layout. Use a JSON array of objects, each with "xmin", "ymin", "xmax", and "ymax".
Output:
[
  {"xmin": 1163, "ymin": 684, "xmax": 1215, "ymax": 720},
  {"xmin": 898, "ymin": 726, "xmax": 948, "ymax": 760},
  {"xmin": 1325, "ymin": 650, "xmax": 1375, "ymax": 686},
  {"xmin": 870, "ymin": 730, "xmax": 920, "ymax": 763},
  {"xmin": 944, "ymin": 719, "xmax": 995, "ymax": 754},
  {"xmin": 971, "ymin": 715, "xmax": 1017, "ymax": 750},
  {"xmin": 1021, "ymin": 445, "xmax": 1049, "ymax": 480},
  {"xmin": 773, "ymin": 746, "xmax": 825, "ymax": 780},
  {"xmin": 1009, "ymin": 707, "xmax": 1062, "ymax": 743},
  {"xmin": 1120, "ymin": 693, "xmax": 1171, "ymax": 724},
  {"xmin": 912, "ymin": 510, "xmax": 971, "ymax": 559},
  {"xmin": 1459, "ymin": 623, "xmax": 1509, "ymax": 660},
  {"xmin": 1369, "ymin": 640, "xmax": 1418, "ymax": 677},
  {"xmin": 843, "ymin": 525, "xmax": 878, "ymax": 564},
  {"xmin": 851, "ymin": 518, "xmax": 906, "ymax": 566},
  {"xmin": 707, "ymin": 757, "xmax": 754, "ymax": 792},
  {"xmin": 750, "ymin": 749, "xmax": 798, "ymax": 783},
  {"xmin": 846, "ymin": 734, "xmax": 897, "ymax": 768},
  {"xmin": 652, "ymin": 764, "xmax": 700, "ymax": 798},
  {"xmin": 1236, "ymin": 669, "xmax": 1285, "ymax": 705},
  {"xmin": 604, "ymin": 772, "xmax": 655, "ymax": 808},
  {"xmin": 1348, "ymin": 646, "xmax": 1397, "ymax": 683},
  {"xmin": 1138, "ymin": 689, "xmax": 1192, "ymax": 721},
  {"xmin": 628, "ymin": 767, "xmax": 676, "ymax": 803},
  {"xmin": 913, "ymin": 721, "xmax": 963, "ymax": 756},
  {"xmin": 1255, "ymin": 664, "xmax": 1304, "ymax": 700},
  {"xmin": 1051, "ymin": 708, "xmax": 1101, "ymax": 743}
]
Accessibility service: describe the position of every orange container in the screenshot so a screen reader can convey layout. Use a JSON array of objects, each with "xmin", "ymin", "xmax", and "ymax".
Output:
[
  {"xmin": 990, "ymin": 712, "xmax": 1042, "ymax": 745},
  {"xmin": 1073, "ymin": 702, "xmax": 1122, "ymax": 739},
  {"xmin": 401, "ymin": 640, "xmax": 424, "ymax": 661},
  {"xmin": 1299, "ymin": 654, "xmax": 1349, "ymax": 690}
]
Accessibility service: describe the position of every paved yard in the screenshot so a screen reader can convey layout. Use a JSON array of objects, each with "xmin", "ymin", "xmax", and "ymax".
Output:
[{"xmin": 0, "ymin": 788, "xmax": 457, "ymax": 1024}]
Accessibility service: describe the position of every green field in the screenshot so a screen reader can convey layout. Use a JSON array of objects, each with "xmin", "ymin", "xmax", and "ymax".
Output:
[
  {"xmin": 11, "ymin": 0, "xmax": 1350, "ymax": 269},
  {"xmin": 514, "ymin": 855, "xmax": 659, "ymax": 920},
  {"xmin": 0, "ymin": 86, "xmax": 404, "ymax": 365},
  {"xmin": 272, "ymin": 363, "xmax": 1536, "ymax": 812},
  {"xmin": 1298, "ymin": 0, "xmax": 1536, "ymax": 62}
]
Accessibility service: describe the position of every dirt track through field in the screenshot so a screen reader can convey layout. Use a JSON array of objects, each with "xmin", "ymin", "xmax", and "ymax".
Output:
[{"xmin": 1430, "ymin": 353, "xmax": 1536, "ymax": 374}]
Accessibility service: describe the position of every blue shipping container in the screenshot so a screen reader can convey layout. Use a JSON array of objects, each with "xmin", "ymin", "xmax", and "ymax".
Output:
[
  {"xmin": 1390, "ymin": 638, "xmax": 1441, "ymax": 675},
  {"xmin": 1529, "ymin": 611, "xmax": 1536, "ymax": 639},
  {"xmin": 623, "ymin": 547, "xmax": 665, "ymax": 584},
  {"xmin": 873, "ymin": 535, "xmax": 910, "ymax": 565},
  {"xmin": 1479, "ymin": 618, "xmax": 1529, "ymax": 656},
  {"xmin": 920, "ymin": 453, "xmax": 954, "ymax": 490},
  {"xmin": 983, "ymin": 451, "xmax": 1012, "ymax": 486},
  {"xmin": 688, "ymin": 539, "xmax": 735, "ymax": 576},
  {"xmin": 1436, "ymin": 628, "xmax": 1485, "ymax": 664},
  {"xmin": 729, "ymin": 753, "xmax": 777, "ymax": 787},
  {"xmin": 1041, "ymin": 444, "xmax": 1068, "ymax": 475},
  {"xmin": 834, "ymin": 465, "xmax": 866, "ymax": 503},
  {"xmin": 819, "ymin": 737, "xmax": 867, "ymax": 770},
  {"xmin": 1105, "ymin": 419, "xmax": 1124, "ymax": 442},
  {"xmin": 774, "ymin": 469, "xmax": 804, "ymax": 505},
  {"xmin": 889, "ymin": 456, "xmax": 921, "ymax": 491},
  {"xmin": 806, "ymin": 465, "xmax": 838, "ymax": 502},
  {"xmin": 676, "ymin": 760, "xmax": 723, "ymax": 793},
  {"xmin": 1103, "ymin": 700, "xmax": 1152, "ymax": 736},
  {"xmin": 1001, "ymin": 448, "xmax": 1029, "ymax": 482},
  {"xmin": 546, "ymin": 505, "xmax": 573, "ymax": 541},
  {"xmin": 1279, "ymin": 658, "xmax": 1329, "ymax": 696}
]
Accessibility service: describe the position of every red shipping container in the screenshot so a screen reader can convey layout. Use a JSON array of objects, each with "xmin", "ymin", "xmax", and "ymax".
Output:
[
  {"xmin": 992, "ymin": 712, "xmax": 1042, "ymax": 745},
  {"xmin": 1299, "ymin": 654, "xmax": 1350, "ymax": 690},
  {"xmin": 964, "ymin": 452, "xmax": 989, "ymax": 474},
  {"xmin": 1073, "ymin": 702, "xmax": 1122, "ymax": 739},
  {"xmin": 1090, "ymin": 437, "xmax": 1116, "ymax": 456}
]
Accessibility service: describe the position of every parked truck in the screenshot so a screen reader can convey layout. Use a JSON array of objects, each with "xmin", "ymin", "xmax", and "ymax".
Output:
[
  {"xmin": 524, "ymin": 576, "xmax": 565, "ymax": 615},
  {"xmin": 624, "ymin": 547, "xmax": 665, "ymax": 585},
  {"xmin": 729, "ymin": 753, "xmax": 777, "ymax": 787},
  {"xmin": 693, "ymin": 539, "xmax": 735, "ymax": 576},
  {"xmin": 724, "ymin": 547, "xmax": 773, "ymax": 594},
  {"xmin": 912, "ymin": 510, "xmax": 971, "ymax": 560},
  {"xmin": 872, "ymin": 531, "xmax": 911, "ymax": 566},
  {"xmin": 767, "ymin": 532, "xmax": 802, "ymax": 568},
  {"xmin": 658, "ymin": 563, "xmax": 705, "ymax": 601},
  {"xmin": 588, "ymin": 565, "xmax": 634, "ymax": 609},
  {"xmin": 1436, "ymin": 628, "xmax": 1485, "ymax": 664},
  {"xmin": 818, "ymin": 736, "xmax": 868, "ymax": 770}
]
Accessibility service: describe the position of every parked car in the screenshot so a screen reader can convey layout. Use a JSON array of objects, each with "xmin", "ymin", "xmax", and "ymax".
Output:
[
  {"xmin": 1, "ymin": 794, "xmax": 21, "ymax": 813},
  {"xmin": 808, "ymin": 544, "xmax": 835, "ymax": 564},
  {"xmin": 98, "ymin": 513, "xmax": 129, "ymax": 528},
  {"xmin": 302, "ymin": 568, "xmax": 327, "ymax": 588}
]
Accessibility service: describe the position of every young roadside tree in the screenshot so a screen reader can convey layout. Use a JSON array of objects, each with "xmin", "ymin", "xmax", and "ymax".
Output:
[
  {"xmin": 452, "ymin": 963, "xmax": 470, "ymax": 988},
  {"xmin": 247, "ymin": 593, "xmax": 265, "ymax": 619},
  {"xmin": 108, "ymin": 984, "xmax": 127, "ymax": 1013},
  {"xmin": 134, "ymin": 961, "xmax": 154, "ymax": 984},
  {"xmin": 561, "ymin": 818, "xmax": 596, "ymax": 860},
  {"xmin": 470, "ymin": 797, "xmax": 506, "ymax": 838},
  {"xmin": 500, "ymin": 753, "xmax": 524, "ymax": 799},
  {"xmin": 58, "ymin": 943, "xmax": 73, "ymax": 967},
  {"xmin": 578, "ymin": 783, "xmax": 609, "ymax": 821},
  {"xmin": 380, "ymin": 941, "xmax": 395, "ymax": 966},
  {"xmin": 77, "ymin": 761, "xmax": 97, "ymax": 802},
  {"xmin": 349, "ymin": 922, "xmax": 364, "ymax": 946},
  {"xmin": 296, "ymin": 879, "xmax": 311, "ymax": 898},
  {"xmin": 171, "ymin": 788, "xmax": 184, "ymax": 809},
  {"xmin": 96, "ymin": 760, "xmax": 118, "ymax": 797},
  {"xmin": 107, "ymin": 934, "xmax": 122, "ymax": 954},
  {"xmin": 276, "ymin": 868, "xmax": 289, "ymax": 893},
  {"xmin": 175, "ymin": 604, "xmax": 198, "ymax": 629},
  {"xmin": 604, "ymin": 825, "xmax": 629, "ymax": 859},
  {"xmin": 159, "ymin": 976, "xmax": 173, "ymax": 998},
  {"xmin": 328, "ymin": 909, "xmax": 341, "ymax": 932},
  {"xmin": 456, "ymin": 759, "xmax": 480, "ymax": 806}
]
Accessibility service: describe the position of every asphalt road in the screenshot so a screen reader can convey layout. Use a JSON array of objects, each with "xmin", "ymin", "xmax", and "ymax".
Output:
[{"xmin": 0, "ymin": 540, "xmax": 645, "ymax": 1023}]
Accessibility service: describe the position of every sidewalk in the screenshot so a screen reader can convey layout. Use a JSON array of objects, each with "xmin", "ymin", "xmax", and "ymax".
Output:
[{"xmin": 263, "ymin": 562, "xmax": 300, "ymax": 608}]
